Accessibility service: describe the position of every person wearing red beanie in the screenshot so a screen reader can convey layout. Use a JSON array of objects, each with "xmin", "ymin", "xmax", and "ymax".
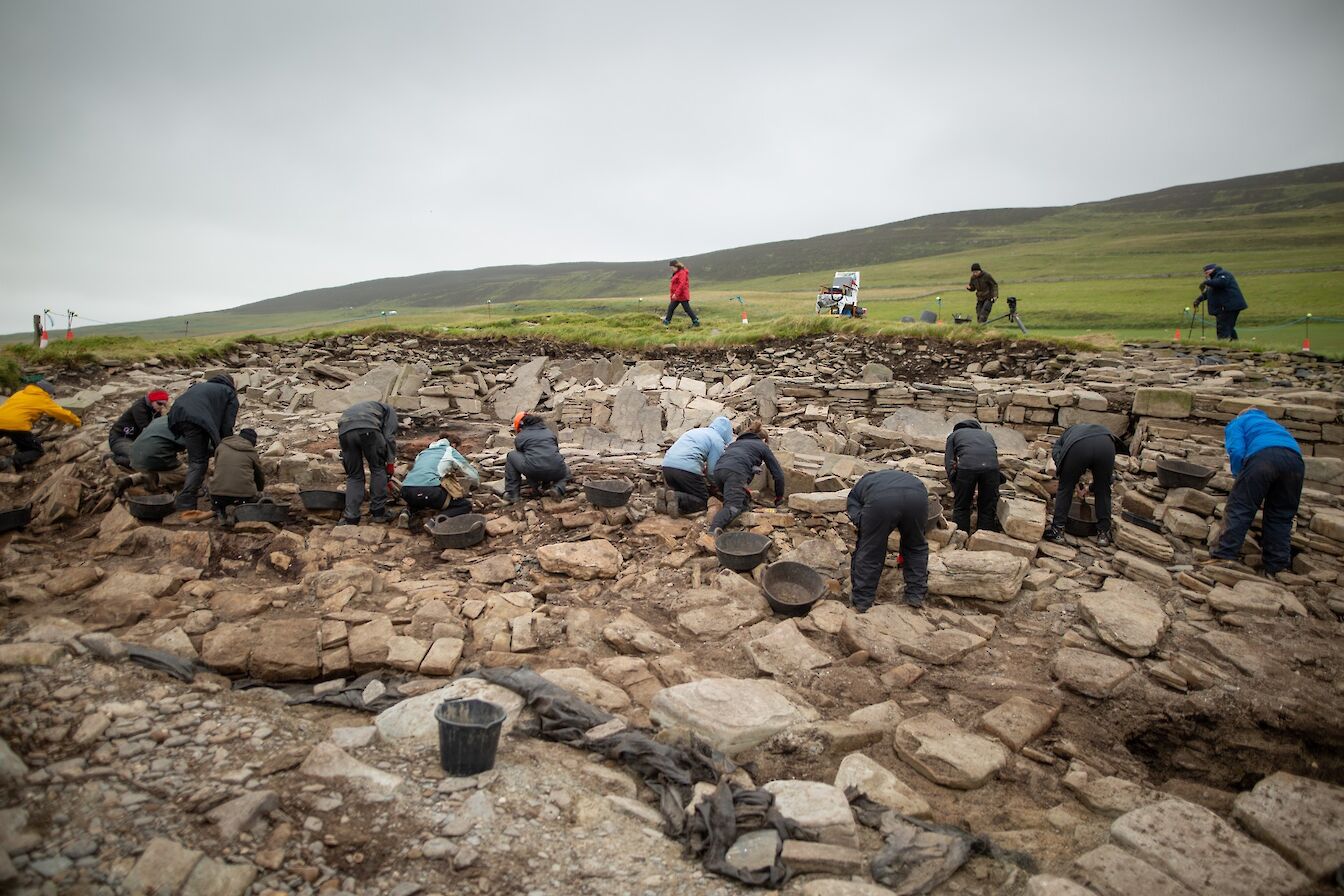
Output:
[{"xmin": 108, "ymin": 389, "xmax": 170, "ymax": 469}]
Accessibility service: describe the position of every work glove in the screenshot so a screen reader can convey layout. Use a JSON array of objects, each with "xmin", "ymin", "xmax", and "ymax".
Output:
[{"xmin": 385, "ymin": 462, "xmax": 396, "ymax": 476}]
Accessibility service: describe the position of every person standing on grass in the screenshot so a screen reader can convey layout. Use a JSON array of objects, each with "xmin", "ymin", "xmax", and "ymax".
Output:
[
  {"xmin": 709, "ymin": 418, "xmax": 784, "ymax": 534},
  {"xmin": 944, "ymin": 419, "xmax": 1002, "ymax": 534},
  {"xmin": 1205, "ymin": 408, "xmax": 1303, "ymax": 578},
  {"xmin": 846, "ymin": 469, "xmax": 930, "ymax": 613},
  {"xmin": 337, "ymin": 399, "xmax": 399, "ymax": 525},
  {"xmin": 967, "ymin": 263, "xmax": 998, "ymax": 323},
  {"xmin": 658, "ymin": 416, "xmax": 733, "ymax": 517},
  {"xmin": 1194, "ymin": 263, "xmax": 1247, "ymax": 341},
  {"xmin": 167, "ymin": 374, "xmax": 238, "ymax": 511},
  {"xmin": 663, "ymin": 260, "xmax": 701, "ymax": 328},
  {"xmin": 0, "ymin": 380, "xmax": 81, "ymax": 472}
]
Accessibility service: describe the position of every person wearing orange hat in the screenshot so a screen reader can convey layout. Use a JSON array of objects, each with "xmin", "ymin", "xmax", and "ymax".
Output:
[
  {"xmin": 0, "ymin": 380, "xmax": 81, "ymax": 472},
  {"xmin": 109, "ymin": 389, "xmax": 170, "ymax": 469},
  {"xmin": 504, "ymin": 412, "xmax": 569, "ymax": 503}
]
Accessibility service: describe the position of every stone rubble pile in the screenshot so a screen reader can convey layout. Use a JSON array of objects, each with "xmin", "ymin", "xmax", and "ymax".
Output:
[{"xmin": 1, "ymin": 332, "xmax": 1342, "ymax": 895}]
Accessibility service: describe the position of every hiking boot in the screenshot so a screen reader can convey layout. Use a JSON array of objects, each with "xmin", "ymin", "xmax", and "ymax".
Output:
[
  {"xmin": 661, "ymin": 319, "xmax": 670, "ymax": 327},
  {"xmin": 904, "ymin": 597, "xmax": 925, "ymax": 610},
  {"xmin": 1096, "ymin": 522, "xmax": 1112, "ymax": 549},
  {"xmin": 370, "ymin": 512, "xmax": 396, "ymax": 524},
  {"xmin": 664, "ymin": 488, "xmax": 681, "ymax": 518},
  {"xmin": 395, "ymin": 511, "xmax": 411, "ymax": 530},
  {"xmin": 336, "ymin": 517, "xmax": 358, "ymax": 526},
  {"xmin": 113, "ymin": 475, "xmax": 134, "ymax": 497},
  {"xmin": 547, "ymin": 485, "xmax": 566, "ymax": 500},
  {"xmin": 691, "ymin": 320, "xmax": 701, "ymax": 328},
  {"xmin": 1043, "ymin": 525, "xmax": 1066, "ymax": 544},
  {"xmin": 653, "ymin": 489, "xmax": 666, "ymax": 514},
  {"xmin": 502, "ymin": 492, "xmax": 519, "ymax": 505}
]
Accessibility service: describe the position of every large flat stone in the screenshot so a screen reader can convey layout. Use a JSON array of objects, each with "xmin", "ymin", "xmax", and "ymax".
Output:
[
  {"xmin": 536, "ymin": 539, "xmax": 622, "ymax": 579},
  {"xmin": 247, "ymin": 619, "xmax": 320, "ymax": 681},
  {"xmin": 1133, "ymin": 388, "xmax": 1194, "ymax": 419},
  {"xmin": 1079, "ymin": 581, "xmax": 1168, "ymax": 657},
  {"xmin": 373, "ymin": 679, "xmax": 526, "ymax": 741},
  {"xmin": 1109, "ymin": 799, "xmax": 1308, "ymax": 896},
  {"xmin": 927, "ymin": 550, "xmax": 1029, "ymax": 602},
  {"xmin": 892, "ymin": 711, "xmax": 1007, "ymax": 790},
  {"xmin": 833, "ymin": 752, "xmax": 931, "ymax": 818},
  {"xmin": 650, "ymin": 678, "xmax": 816, "ymax": 753},
  {"xmin": 298, "ymin": 742, "xmax": 403, "ymax": 798},
  {"xmin": 1074, "ymin": 843, "xmax": 1197, "ymax": 896},
  {"xmin": 1231, "ymin": 771, "xmax": 1344, "ymax": 880},
  {"xmin": 746, "ymin": 620, "xmax": 833, "ymax": 676},
  {"xmin": 839, "ymin": 604, "xmax": 985, "ymax": 666},
  {"xmin": 1052, "ymin": 648, "xmax": 1132, "ymax": 698},
  {"xmin": 123, "ymin": 837, "xmax": 203, "ymax": 895},
  {"xmin": 979, "ymin": 696, "xmax": 1058, "ymax": 751},
  {"xmin": 762, "ymin": 780, "xmax": 857, "ymax": 846}
]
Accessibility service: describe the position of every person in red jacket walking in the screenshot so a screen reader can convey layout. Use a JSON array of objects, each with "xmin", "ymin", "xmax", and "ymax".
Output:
[{"xmin": 663, "ymin": 260, "xmax": 701, "ymax": 327}]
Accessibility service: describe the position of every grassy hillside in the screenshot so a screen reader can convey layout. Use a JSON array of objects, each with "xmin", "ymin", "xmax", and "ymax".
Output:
[{"xmin": 6, "ymin": 162, "xmax": 1343, "ymax": 355}]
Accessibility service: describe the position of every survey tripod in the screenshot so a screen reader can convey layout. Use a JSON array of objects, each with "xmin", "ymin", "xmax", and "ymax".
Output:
[{"xmin": 984, "ymin": 296, "xmax": 1029, "ymax": 335}]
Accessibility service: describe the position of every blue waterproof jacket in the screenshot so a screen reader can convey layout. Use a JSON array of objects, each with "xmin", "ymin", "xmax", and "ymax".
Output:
[
  {"xmin": 403, "ymin": 439, "xmax": 480, "ymax": 488},
  {"xmin": 662, "ymin": 417, "xmax": 733, "ymax": 475},
  {"xmin": 1199, "ymin": 266, "xmax": 1248, "ymax": 315},
  {"xmin": 1224, "ymin": 409, "xmax": 1300, "ymax": 475}
]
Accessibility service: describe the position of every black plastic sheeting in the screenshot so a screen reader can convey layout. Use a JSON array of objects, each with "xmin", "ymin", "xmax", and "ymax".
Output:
[
  {"xmin": 477, "ymin": 666, "xmax": 813, "ymax": 887},
  {"xmin": 125, "ymin": 645, "xmax": 197, "ymax": 682},
  {"xmin": 238, "ymin": 672, "xmax": 410, "ymax": 713},
  {"xmin": 848, "ymin": 790, "xmax": 1037, "ymax": 894}
]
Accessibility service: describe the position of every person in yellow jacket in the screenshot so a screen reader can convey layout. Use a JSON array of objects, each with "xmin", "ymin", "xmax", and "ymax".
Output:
[{"xmin": 0, "ymin": 380, "xmax": 82, "ymax": 471}]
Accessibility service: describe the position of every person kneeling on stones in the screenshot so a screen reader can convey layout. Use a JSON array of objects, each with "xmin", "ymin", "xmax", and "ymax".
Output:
[
  {"xmin": 398, "ymin": 432, "xmax": 480, "ymax": 528},
  {"xmin": 0, "ymin": 379, "xmax": 82, "ymax": 472},
  {"xmin": 168, "ymin": 374, "xmax": 238, "ymax": 511},
  {"xmin": 1205, "ymin": 408, "xmax": 1303, "ymax": 578},
  {"xmin": 108, "ymin": 389, "xmax": 169, "ymax": 469},
  {"xmin": 709, "ymin": 417, "xmax": 785, "ymax": 535},
  {"xmin": 846, "ymin": 469, "xmax": 930, "ymax": 613},
  {"xmin": 658, "ymin": 415, "xmax": 733, "ymax": 518},
  {"xmin": 505, "ymin": 413, "xmax": 569, "ymax": 503},
  {"xmin": 944, "ymin": 418, "xmax": 1001, "ymax": 533},
  {"xmin": 1045, "ymin": 423, "xmax": 1116, "ymax": 547},
  {"xmin": 337, "ymin": 399, "xmax": 399, "ymax": 525},
  {"xmin": 208, "ymin": 428, "xmax": 265, "ymax": 522},
  {"xmin": 124, "ymin": 416, "xmax": 186, "ymax": 492}
]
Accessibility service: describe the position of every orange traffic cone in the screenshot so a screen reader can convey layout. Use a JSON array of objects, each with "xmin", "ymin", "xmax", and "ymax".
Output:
[
  {"xmin": 1173, "ymin": 327, "xmax": 1181, "ymax": 343},
  {"xmin": 1302, "ymin": 336, "xmax": 1311, "ymax": 352},
  {"xmin": 741, "ymin": 308, "xmax": 748, "ymax": 325}
]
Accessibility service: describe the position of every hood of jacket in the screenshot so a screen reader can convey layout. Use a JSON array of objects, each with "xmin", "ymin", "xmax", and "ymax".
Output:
[
  {"xmin": 218, "ymin": 434, "xmax": 257, "ymax": 454},
  {"xmin": 953, "ymin": 419, "xmax": 983, "ymax": 432},
  {"xmin": 710, "ymin": 416, "xmax": 733, "ymax": 444},
  {"xmin": 208, "ymin": 374, "xmax": 236, "ymax": 390},
  {"xmin": 735, "ymin": 431, "xmax": 764, "ymax": 444}
]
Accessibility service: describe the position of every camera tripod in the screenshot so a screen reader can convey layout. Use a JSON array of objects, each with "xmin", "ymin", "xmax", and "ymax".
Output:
[{"xmin": 984, "ymin": 296, "xmax": 1029, "ymax": 335}]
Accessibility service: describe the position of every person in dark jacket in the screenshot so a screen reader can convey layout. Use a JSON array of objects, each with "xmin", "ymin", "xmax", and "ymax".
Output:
[
  {"xmin": 967, "ymin": 263, "xmax": 998, "ymax": 324},
  {"xmin": 1194, "ymin": 263, "xmax": 1248, "ymax": 341},
  {"xmin": 108, "ymin": 389, "xmax": 170, "ymax": 468},
  {"xmin": 208, "ymin": 428, "xmax": 265, "ymax": 520},
  {"xmin": 337, "ymin": 400, "xmax": 398, "ymax": 524},
  {"xmin": 663, "ymin": 260, "xmax": 700, "ymax": 328},
  {"xmin": 846, "ymin": 469, "xmax": 929, "ymax": 612},
  {"xmin": 1207, "ymin": 409, "xmax": 1304, "ymax": 575},
  {"xmin": 709, "ymin": 418, "xmax": 785, "ymax": 534},
  {"xmin": 505, "ymin": 413, "xmax": 570, "ymax": 502},
  {"xmin": 944, "ymin": 419, "xmax": 1001, "ymax": 533},
  {"xmin": 1045, "ymin": 423, "xmax": 1117, "ymax": 547},
  {"xmin": 122, "ymin": 416, "xmax": 185, "ymax": 492},
  {"xmin": 167, "ymin": 374, "xmax": 239, "ymax": 510}
]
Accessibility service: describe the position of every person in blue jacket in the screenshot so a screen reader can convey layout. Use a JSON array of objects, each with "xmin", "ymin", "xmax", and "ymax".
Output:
[
  {"xmin": 1194, "ymin": 263, "xmax": 1248, "ymax": 341},
  {"xmin": 396, "ymin": 433, "xmax": 479, "ymax": 528},
  {"xmin": 657, "ymin": 416, "xmax": 733, "ymax": 517},
  {"xmin": 709, "ymin": 418, "xmax": 785, "ymax": 534},
  {"xmin": 1207, "ymin": 408, "xmax": 1304, "ymax": 575}
]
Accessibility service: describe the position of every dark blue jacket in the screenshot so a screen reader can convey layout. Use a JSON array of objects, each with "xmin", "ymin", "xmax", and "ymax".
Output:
[
  {"xmin": 1224, "ymin": 409, "xmax": 1300, "ymax": 475},
  {"xmin": 715, "ymin": 432, "xmax": 785, "ymax": 500},
  {"xmin": 944, "ymin": 419, "xmax": 999, "ymax": 480},
  {"xmin": 1199, "ymin": 266, "xmax": 1248, "ymax": 315},
  {"xmin": 167, "ymin": 374, "xmax": 238, "ymax": 446},
  {"xmin": 847, "ymin": 469, "xmax": 927, "ymax": 527}
]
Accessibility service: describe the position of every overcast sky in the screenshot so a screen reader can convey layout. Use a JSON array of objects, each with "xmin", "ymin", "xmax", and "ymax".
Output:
[{"xmin": 1, "ymin": 0, "xmax": 1341, "ymax": 334}]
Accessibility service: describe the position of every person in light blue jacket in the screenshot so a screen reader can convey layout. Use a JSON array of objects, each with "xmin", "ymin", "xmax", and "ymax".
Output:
[
  {"xmin": 1207, "ymin": 408, "xmax": 1303, "ymax": 575},
  {"xmin": 396, "ymin": 433, "xmax": 479, "ymax": 529},
  {"xmin": 657, "ymin": 416, "xmax": 733, "ymax": 517}
]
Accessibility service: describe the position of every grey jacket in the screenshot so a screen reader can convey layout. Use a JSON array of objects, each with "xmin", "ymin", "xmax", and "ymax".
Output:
[
  {"xmin": 338, "ymin": 401, "xmax": 398, "ymax": 458},
  {"xmin": 129, "ymin": 416, "xmax": 185, "ymax": 472},
  {"xmin": 944, "ymin": 419, "xmax": 999, "ymax": 480},
  {"xmin": 1052, "ymin": 423, "xmax": 1114, "ymax": 467}
]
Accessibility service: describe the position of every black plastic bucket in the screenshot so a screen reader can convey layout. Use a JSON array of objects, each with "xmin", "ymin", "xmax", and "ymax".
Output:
[{"xmin": 434, "ymin": 698, "xmax": 506, "ymax": 776}]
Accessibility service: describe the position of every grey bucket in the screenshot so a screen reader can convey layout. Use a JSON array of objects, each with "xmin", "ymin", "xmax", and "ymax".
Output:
[{"xmin": 434, "ymin": 698, "xmax": 506, "ymax": 776}]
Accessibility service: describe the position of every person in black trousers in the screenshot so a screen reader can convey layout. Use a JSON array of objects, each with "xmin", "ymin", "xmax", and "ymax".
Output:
[
  {"xmin": 709, "ymin": 418, "xmax": 784, "ymax": 534},
  {"xmin": 1045, "ymin": 423, "xmax": 1117, "ymax": 547},
  {"xmin": 846, "ymin": 470, "xmax": 929, "ymax": 612},
  {"xmin": 944, "ymin": 419, "xmax": 1001, "ymax": 533},
  {"xmin": 337, "ymin": 399, "xmax": 399, "ymax": 524},
  {"xmin": 1206, "ymin": 408, "xmax": 1304, "ymax": 575},
  {"xmin": 167, "ymin": 374, "xmax": 238, "ymax": 511},
  {"xmin": 505, "ymin": 413, "xmax": 570, "ymax": 502}
]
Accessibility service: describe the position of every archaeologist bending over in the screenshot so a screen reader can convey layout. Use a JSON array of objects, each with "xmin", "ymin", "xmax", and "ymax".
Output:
[
  {"xmin": 846, "ymin": 469, "xmax": 929, "ymax": 612},
  {"xmin": 659, "ymin": 416, "xmax": 733, "ymax": 517},
  {"xmin": 505, "ymin": 413, "xmax": 569, "ymax": 502},
  {"xmin": 1206, "ymin": 408, "xmax": 1303, "ymax": 576},
  {"xmin": 126, "ymin": 416, "xmax": 186, "ymax": 491},
  {"xmin": 399, "ymin": 433, "xmax": 479, "ymax": 527},
  {"xmin": 208, "ymin": 428, "xmax": 265, "ymax": 521},
  {"xmin": 167, "ymin": 374, "xmax": 238, "ymax": 511},
  {"xmin": 967, "ymin": 263, "xmax": 998, "ymax": 324},
  {"xmin": 1045, "ymin": 423, "xmax": 1116, "ymax": 547},
  {"xmin": 0, "ymin": 379, "xmax": 82, "ymax": 472},
  {"xmin": 944, "ymin": 419, "xmax": 1001, "ymax": 533},
  {"xmin": 663, "ymin": 260, "xmax": 700, "ymax": 328},
  {"xmin": 1194, "ymin": 263, "xmax": 1248, "ymax": 341},
  {"xmin": 338, "ymin": 400, "xmax": 399, "ymax": 525},
  {"xmin": 109, "ymin": 389, "xmax": 169, "ymax": 469},
  {"xmin": 709, "ymin": 418, "xmax": 784, "ymax": 534}
]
